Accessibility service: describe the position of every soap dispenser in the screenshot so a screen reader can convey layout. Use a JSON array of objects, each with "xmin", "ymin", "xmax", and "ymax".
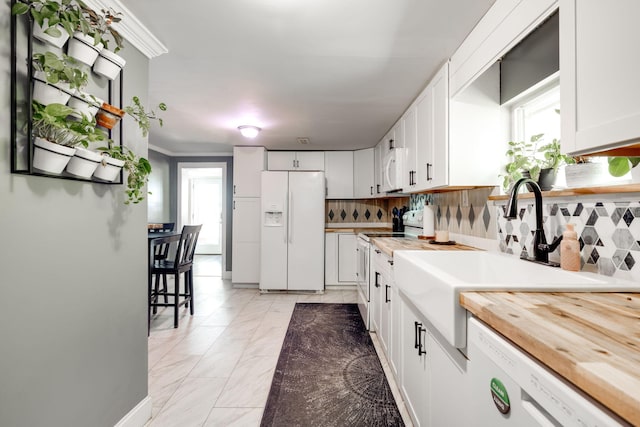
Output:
[{"xmin": 560, "ymin": 223, "xmax": 580, "ymax": 271}]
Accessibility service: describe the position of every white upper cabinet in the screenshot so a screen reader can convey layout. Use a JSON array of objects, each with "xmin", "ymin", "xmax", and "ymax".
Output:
[
  {"xmin": 560, "ymin": 0, "xmax": 640, "ymax": 155},
  {"xmin": 325, "ymin": 151, "xmax": 354, "ymax": 199},
  {"xmin": 414, "ymin": 85, "xmax": 434, "ymax": 192},
  {"xmin": 374, "ymin": 141, "xmax": 385, "ymax": 195},
  {"xmin": 430, "ymin": 62, "xmax": 449, "ymax": 188},
  {"xmin": 403, "ymin": 105, "xmax": 418, "ymax": 192},
  {"xmin": 233, "ymin": 146, "xmax": 266, "ymax": 198},
  {"xmin": 353, "ymin": 148, "xmax": 375, "ymax": 198},
  {"xmin": 267, "ymin": 151, "xmax": 325, "ymax": 171}
]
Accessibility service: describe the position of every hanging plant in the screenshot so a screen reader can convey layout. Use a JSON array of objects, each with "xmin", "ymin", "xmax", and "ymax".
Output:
[
  {"xmin": 124, "ymin": 96, "xmax": 167, "ymax": 137},
  {"xmin": 98, "ymin": 143, "xmax": 152, "ymax": 204}
]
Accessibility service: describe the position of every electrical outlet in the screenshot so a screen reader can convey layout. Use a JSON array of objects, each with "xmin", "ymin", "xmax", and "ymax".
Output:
[{"xmin": 462, "ymin": 190, "xmax": 469, "ymax": 207}]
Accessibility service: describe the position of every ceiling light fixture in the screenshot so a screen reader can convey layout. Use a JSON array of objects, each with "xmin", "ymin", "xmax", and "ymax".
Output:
[{"xmin": 238, "ymin": 125, "xmax": 261, "ymax": 138}]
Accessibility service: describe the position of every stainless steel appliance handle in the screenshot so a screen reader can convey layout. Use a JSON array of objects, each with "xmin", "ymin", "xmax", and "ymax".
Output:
[{"xmin": 288, "ymin": 190, "xmax": 293, "ymax": 243}]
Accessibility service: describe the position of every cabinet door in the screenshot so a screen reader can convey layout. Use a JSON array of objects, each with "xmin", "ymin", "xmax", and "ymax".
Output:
[
  {"xmin": 374, "ymin": 141, "xmax": 385, "ymax": 194},
  {"xmin": 325, "ymin": 151, "xmax": 354, "ymax": 199},
  {"xmin": 390, "ymin": 281, "xmax": 402, "ymax": 380},
  {"xmin": 267, "ymin": 151, "xmax": 296, "ymax": 170},
  {"xmin": 325, "ymin": 233, "xmax": 338, "ymax": 285},
  {"xmin": 337, "ymin": 233, "xmax": 357, "ymax": 283},
  {"xmin": 400, "ymin": 297, "xmax": 430, "ymax": 427},
  {"xmin": 231, "ymin": 198, "xmax": 261, "ymax": 283},
  {"xmin": 431, "ymin": 62, "xmax": 449, "ymax": 188},
  {"xmin": 415, "ymin": 87, "xmax": 434, "ymax": 191},
  {"xmin": 353, "ymin": 148, "xmax": 375, "ymax": 198},
  {"xmin": 390, "ymin": 121, "xmax": 404, "ymax": 149},
  {"xmin": 428, "ymin": 331, "xmax": 470, "ymax": 427},
  {"xmin": 233, "ymin": 146, "xmax": 265, "ymax": 197},
  {"xmin": 561, "ymin": 0, "xmax": 640, "ymax": 154},
  {"xmin": 296, "ymin": 151, "xmax": 325, "ymax": 171},
  {"xmin": 370, "ymin": 251, "xmax": 381, "ymax": 332},
  {"xmin": 403, "ymin": 105, "xmax": 418, "ymax": 192}
]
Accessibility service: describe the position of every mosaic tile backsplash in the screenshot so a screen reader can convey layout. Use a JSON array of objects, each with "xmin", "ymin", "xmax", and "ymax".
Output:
[
  {"xmin": 325, "ymin": 198, "xmax": 410, "ymax": 224},
  {"xmin": 496, "ymin": 200, "xmax": 640, "ymax": 281}
]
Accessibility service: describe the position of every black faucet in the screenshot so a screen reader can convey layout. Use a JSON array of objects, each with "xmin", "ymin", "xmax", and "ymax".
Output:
[{"xmin": 504, "ymin": 178, "xmax": 562, "ymax": 266}]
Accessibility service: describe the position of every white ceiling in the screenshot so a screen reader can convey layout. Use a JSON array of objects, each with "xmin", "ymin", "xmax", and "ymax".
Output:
[{"xmin": 123, "ymin": 0, "xmax": 496, "ymax": 155}]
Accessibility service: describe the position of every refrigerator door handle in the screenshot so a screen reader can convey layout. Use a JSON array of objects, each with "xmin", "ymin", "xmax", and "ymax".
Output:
[
  {"xmin": 288, "ymin": 190, "xmax": 293, "ymax": 243},
  {"xmin": 283, "ymin": 196, "xmax": 288, "ymax": 243}
]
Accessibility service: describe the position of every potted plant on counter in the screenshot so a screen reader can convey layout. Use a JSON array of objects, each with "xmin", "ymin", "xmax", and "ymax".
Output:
[
  {"xmin": 536, "ymin": 137, "xmax": 575, "ymax": 190},
  {"xmin": 608, "ymin": 156, "xmax": 640, "ymax": 182}
]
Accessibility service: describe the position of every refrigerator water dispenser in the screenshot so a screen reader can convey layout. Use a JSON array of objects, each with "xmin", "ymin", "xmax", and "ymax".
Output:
[{"xmin": 264, "ymin": 204, "xmax": 283, "ymax": 226}]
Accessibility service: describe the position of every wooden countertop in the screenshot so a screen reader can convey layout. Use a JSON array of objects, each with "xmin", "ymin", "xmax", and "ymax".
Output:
[
  {"xmin": 324, "ymin": 227, "xmax": 392, "ymax": 234},
  {"xmin": 460, "ymin": 291, "xmax": 640, "ymax": 425},
  {"xmin": 370, "ymin": 237, "xmax": 478, "ymax": 257}
]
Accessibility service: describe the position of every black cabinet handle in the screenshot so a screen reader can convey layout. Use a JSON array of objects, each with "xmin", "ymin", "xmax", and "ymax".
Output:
[
  {"xmin": 233, "ymin": 184, "xmax": 236, "ymax": 194},
  {"xmin": 418, "ymin": 325, "xmax": 427, "ymax": 355},
  {"xmin": 376, "ymin": 184, "xmax": 380, "ymax": 194},
  {"xmin": 375, "ymin": 249, "xmax": 381, "ymax": 254},
  {"xmin": 414, "ymin": 321, "xmax": 421, "ymax": 349},
  {"xmin": 426, "ymin": 163, "xmax": 432, "ymax": 181},
  {"xmin": 389, "ymin": 139, "xmax": 395, "ymax": 149},
  {"xmin": 385, "ymin": 284, "xmax": 390, "ymax": 303},
  {"xmin": 370, "ymin": 186, "xmax": 373, "ymax": 195},
  {"xmin": 233, "ymin": 200, "xmax": 236, "ymax": 209},
  {"xmin": 387, "ymin": 259, "xmax": 394, "ymax": 266},
  {"xmin": 374, "ymin": 272, "xmax": 380, "ymax": 288}
]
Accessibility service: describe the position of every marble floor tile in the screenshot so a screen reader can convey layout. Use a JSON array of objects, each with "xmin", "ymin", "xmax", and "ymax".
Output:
[
  {"xmin": 149, "ymin": 377, "xmax": 227, "ymax": 427},
  {"xmin": 147, "ymin": 285, "xmax": 413, "ymax": 427},
  {"xmin": 203, "ymin": 407, "xmax": 264, "ymax": 427},
  {"xmin": 214, "ymin": 354, "xmax": 279, "ymax": 408}
]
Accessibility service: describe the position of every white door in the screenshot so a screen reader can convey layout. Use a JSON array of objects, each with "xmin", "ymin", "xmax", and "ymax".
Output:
[
  {"xmin": 287, "ymin": 172, "xmax": 325, "ymax": 291},
  {"xmin": 178, "ymin": 163, "xmax": 226, "ymax": 256},
  {"xmin": 260, "ymin": 171, "xmax": 289, "ymax": 290}
]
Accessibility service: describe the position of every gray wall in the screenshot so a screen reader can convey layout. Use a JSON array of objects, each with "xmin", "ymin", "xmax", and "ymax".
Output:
[
  {"xmin": 168, "ymin": 156, "xmax": 234, "ymax": 272},
  {"xmin": 0, "ymin": 8, "xmax": 150, "ymax": 427},
  {"xmin": 147, "ymin": 150, "xmax": 172, "ymax": 222}
]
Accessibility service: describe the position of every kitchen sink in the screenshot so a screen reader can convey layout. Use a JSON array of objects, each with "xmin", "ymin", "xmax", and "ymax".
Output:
[{"xmin": 394, "ymin": 250, "xmax": 640, "ymax": 348}]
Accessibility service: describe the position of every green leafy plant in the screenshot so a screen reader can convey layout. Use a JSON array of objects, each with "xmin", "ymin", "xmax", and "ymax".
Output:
[
  {"xmin": 537, "ymin": 138, "xmax": 575, "ymax": 170},
  {"xmin": 31, "ymin": 101, "xmax": 85, "ymax": 147},
  {"xmin": 32, "ymin": 51, "xmax": 88, "ymax": 90},
  {"xmin": 77, "ymin": 4, "xmax": 123, "ymax": 51},
  {"xmin": 124, "ymin": 96, "xmax": 167, "ymax": 138},
  {"xmin": 501, "ymin": 133, "xmax": 543, "ymax": 191},
  {"xmin": 12, "ymin": 0, "xmax": 93, "ymax": 38},
  {"xmin": 98, "ymin": 143, "xmax": 152, "ymax": 204},
  {"xmin": 608, "ymin": 157, "xmax": 640, "ymax": 177}
]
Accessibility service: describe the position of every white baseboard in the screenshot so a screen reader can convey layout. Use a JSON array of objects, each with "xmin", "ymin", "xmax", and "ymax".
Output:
[{"xmin": 114, "ymin": 396, "xmax": 152, "ymax": 427}]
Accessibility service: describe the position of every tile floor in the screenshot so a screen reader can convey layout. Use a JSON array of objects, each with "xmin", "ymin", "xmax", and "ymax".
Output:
[{"xmin": 146, "ymin": 256, "xmax": 412, "ymax": 427}]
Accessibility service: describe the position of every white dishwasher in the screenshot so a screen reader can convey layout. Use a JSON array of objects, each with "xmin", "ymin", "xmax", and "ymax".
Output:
[{"xmin": 468, "ymin": 318, "xmax": 626, "ymax": 427}]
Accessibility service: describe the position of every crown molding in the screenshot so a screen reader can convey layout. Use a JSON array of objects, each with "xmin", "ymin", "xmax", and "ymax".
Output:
[
  {"xmin": 81, "ymin": 0, "xmax": 168, "ymax": 58},
  {"xmin": 149, "ymin": 144, "xmax": 234, "ymax": 157}
]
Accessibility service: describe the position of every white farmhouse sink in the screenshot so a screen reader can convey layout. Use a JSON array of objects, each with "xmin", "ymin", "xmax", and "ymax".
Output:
[{"xmin": 394, "ymin": 250, "xmax": 640, "ymax": 349}]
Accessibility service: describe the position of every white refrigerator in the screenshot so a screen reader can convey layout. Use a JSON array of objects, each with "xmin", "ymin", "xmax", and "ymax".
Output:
[{"xmin": 260, "ymin": 171, "xmax": 325, "ymax": 291}]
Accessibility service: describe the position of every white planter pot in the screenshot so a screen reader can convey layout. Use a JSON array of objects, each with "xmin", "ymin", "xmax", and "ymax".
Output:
[
  {"xmin": 93, "ymin": 49, "xmax": 126, "ymax": 80},
  {"xmin": 68, "ymin": 91, "xmax": 103, "ymax": 119},
  {"xmin": 93, "ymin": 155, "xmax": 125, "ymax": 182},
  {"xmin": 564, "ymin": 162, "xmax": 630, "ymax": 188},
  {"xmin": 32, "ymin": 22, "xmax": 69, "ymax": 49},
  {"xmin": 32, "ymin": 72, "xmax": 71, "ymax": 105},
  {"xmin": 65, "ymin": 148, "xmax": 103, "ymax": 178},
  {"xmin": 33, "ymin": 137, "xmax": 76, "ymax": 174},
  {"xmin": 67, "ymin": 32, "xmax": 103, "ymax": 66}
]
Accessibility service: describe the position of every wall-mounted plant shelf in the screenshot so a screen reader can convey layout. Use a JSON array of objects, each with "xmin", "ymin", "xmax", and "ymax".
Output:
[{"xmin": 10, "ymin": 5, "xmax": 124, "ymax": 185}]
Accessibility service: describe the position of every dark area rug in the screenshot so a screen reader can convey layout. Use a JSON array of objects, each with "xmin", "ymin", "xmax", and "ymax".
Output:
[{"xmin": 261, "ymin": 303, "xmax": 405, "ymax": 427}]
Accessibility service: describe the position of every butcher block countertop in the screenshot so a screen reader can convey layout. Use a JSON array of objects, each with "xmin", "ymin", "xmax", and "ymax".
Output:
[
  {"xmin": 370, "ymin": 237, "xmax": 478, "ymax": 257},
  {"xmin": 460, "ymin": 291, "xmax": 640, "ymax": 425},
  {"xmin": 324, "ymin": 227, "xmax": 391, "ymax": 233}
]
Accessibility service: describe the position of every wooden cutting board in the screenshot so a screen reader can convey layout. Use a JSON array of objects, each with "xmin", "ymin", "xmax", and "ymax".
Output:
[{"xmin": 460, "ymin": 291, "xmax": 640, "ymax": 425}]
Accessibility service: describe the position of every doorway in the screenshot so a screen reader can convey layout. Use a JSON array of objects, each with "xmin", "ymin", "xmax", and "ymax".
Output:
[{"xmin": 177, "ymin": 163, "xmax": 226, "ymax": 261}]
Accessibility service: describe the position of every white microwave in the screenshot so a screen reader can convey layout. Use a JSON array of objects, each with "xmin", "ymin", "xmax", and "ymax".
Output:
[{"xmin": 382, "ymin": 148, "xmax": 406, "ymax": 192}]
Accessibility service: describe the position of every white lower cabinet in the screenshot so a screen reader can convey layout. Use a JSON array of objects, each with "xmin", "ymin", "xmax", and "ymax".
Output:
[
  {"xmin": 400, "ymin": 295, "xmax": 430, "ymax": 427},
  {"xmin": 325, "ymin": 232, "xmax": 357, "ymax": 286},
  {"xmin": 427, "ymin": 328, "xmax": 470, "ymax": 426},
  {"xmin": 231, "ymin": 197, "xmax": 261, "ymax": 283}
]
